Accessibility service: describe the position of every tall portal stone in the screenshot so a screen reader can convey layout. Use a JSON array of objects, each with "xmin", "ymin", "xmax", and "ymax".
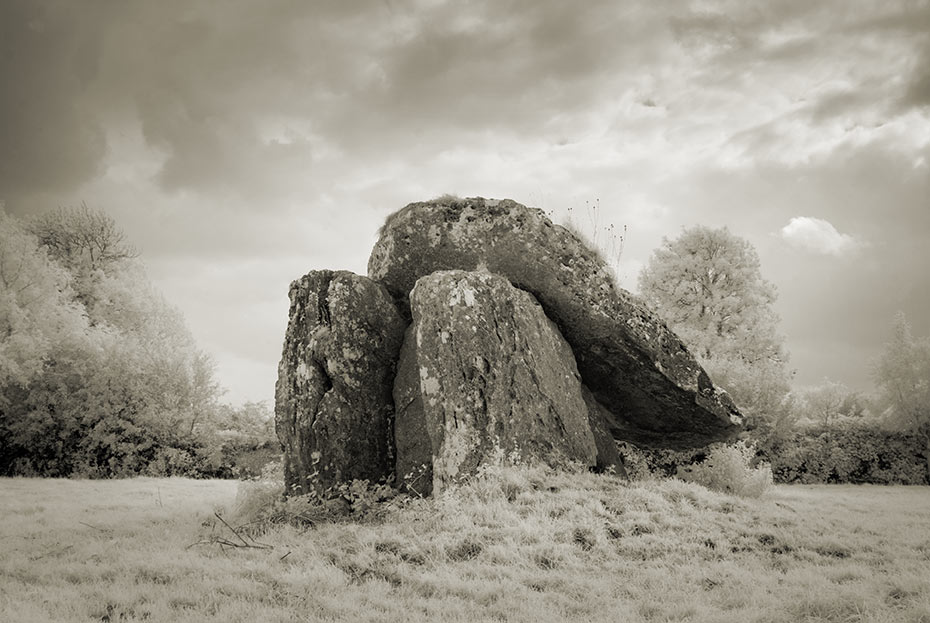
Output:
[{"xmin": 275, "ymin": 270, "xmax": 405, "ymax": 493}]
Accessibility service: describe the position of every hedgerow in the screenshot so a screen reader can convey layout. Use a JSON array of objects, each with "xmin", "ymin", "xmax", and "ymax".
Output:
[
  {"xmin": 618, "ymin": 424, "xmax": 928, "ymax": 486},
  {"xmin": 756, "ymin": 424, "xmax": 928, "ymax": 485}
]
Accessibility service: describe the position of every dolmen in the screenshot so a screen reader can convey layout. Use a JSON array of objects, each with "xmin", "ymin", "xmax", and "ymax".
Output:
[{"xmin": 275, "ymin": 197, "xmax": 743, "ymax": 495}]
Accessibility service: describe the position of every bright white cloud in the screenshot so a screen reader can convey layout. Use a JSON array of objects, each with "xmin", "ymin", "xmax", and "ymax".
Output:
[{"xmin": 779, "ymin": 216, "xmax": 862, "ymax": 256}]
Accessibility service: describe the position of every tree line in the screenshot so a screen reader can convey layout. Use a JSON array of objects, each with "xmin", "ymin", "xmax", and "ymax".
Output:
[
  {"xmin": 0, "ymin": 205, "xmax": 274, "ymax": 477},
  {"xmin": 2, "ymin": 204, "xmax": 926, "ymax": 482},
  {"xmin": 637, "ymin": 225, "xmax": 930, "ymax": 483}
]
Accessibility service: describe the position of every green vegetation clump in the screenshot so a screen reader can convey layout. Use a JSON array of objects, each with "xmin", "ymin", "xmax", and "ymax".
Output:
[{"xmin": 618, "ymin": 441, "xmax": 774, "ymax": 497}]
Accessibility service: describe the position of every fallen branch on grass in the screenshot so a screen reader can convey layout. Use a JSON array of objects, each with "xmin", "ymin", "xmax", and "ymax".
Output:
[
  {"xmin": 186, "ymin": 512, "xmax": 273, "ymax": 551},
  {"xmin": 79, "ymin": 521, "xmax": 110, "ymax": 532},
  {"xmin": 30, "ymin": 544, "xmax": 74, "ymax": 561}
]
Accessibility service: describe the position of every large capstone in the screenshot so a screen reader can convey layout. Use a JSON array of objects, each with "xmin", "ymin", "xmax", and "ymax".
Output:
[
  {"xmin": 398, "ymin": 270, "xmax": 599, "ymax": 494},
  {"xmin": 274, "ymin": 270, "xmax": 405, "ymax": 493},
  {"xmin": 369, "ymin": 197, "xmax": 742, "ymax": 449}
]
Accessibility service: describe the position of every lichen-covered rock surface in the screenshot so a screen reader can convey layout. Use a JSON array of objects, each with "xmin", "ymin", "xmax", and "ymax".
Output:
[
  {"xmin": 369, "ymin": 197, "xmax": 742, "ymax": 449},
  {"xmin": 402, "ymin": 270, "xmax": 598, "ymax": 493},
  {"xmin": 274, "ymin": 270, "xmax": 405, "ymax": 493}
]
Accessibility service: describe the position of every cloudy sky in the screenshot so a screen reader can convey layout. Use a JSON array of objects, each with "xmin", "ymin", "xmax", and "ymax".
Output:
[{"xmin": 2, "ymin": 0, "xmax": 928, "ymax": 405}]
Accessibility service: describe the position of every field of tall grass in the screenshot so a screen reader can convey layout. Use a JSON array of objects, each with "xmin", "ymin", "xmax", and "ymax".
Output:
[{"xmin": 1, "ymin": 468, "xmax": 929, "ymax": 622}]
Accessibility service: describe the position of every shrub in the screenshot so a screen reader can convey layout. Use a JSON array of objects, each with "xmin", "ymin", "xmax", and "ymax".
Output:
[
  {"xmin": 615, "ymin": 442, "xmax": 653, "ymax": 480},
  {"xmin": 143, "ymin": 447, "xmax": 194, "ymax": 477},
  {"xmin": 616, "ymin": 442, "xmax": 708, "ymax": 481},
  {"xmin": 231, "ymin": 461, "xmax": 400, "ymax": 530},
  {"xmin": 219, "ymin": 439, "xmax": 281, "ymax": 479},
  {"xmin": 676, "ymin": 441, "xmax": 773, "ymax": 498},
  {"xmin": 757, "ymin": 423, "xmax": 928, "ymax": 485},
  {"xmin": 619, "ymin": 422, "xmax": 928, "ymax": 487}
]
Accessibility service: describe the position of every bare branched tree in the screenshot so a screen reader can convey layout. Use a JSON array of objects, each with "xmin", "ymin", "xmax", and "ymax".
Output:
[{"xmin": 27, "ymin": 202, "xmax": 138, "ymax": 273}]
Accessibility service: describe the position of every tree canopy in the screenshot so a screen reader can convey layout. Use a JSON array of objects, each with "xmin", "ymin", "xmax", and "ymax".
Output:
[
  {"xmin": 638, "ymin": 226, "xmax": 784, "ymax": 364},
  {"xmin": 638, "ymin": 226, "xmax": 792, "ymax": 431},
  {"xmin": 875, "ymin": 312, "xmax": 930, "ymax": 477},
  {"xmin": 0, "ymin": 205, "xmax": 229, "ymax": 477}
]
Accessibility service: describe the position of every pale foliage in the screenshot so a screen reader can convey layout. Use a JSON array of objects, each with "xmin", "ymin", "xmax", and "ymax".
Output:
[
  {"xmin": 0, "ymin": 210, "xmax": 89, "ymax": 387},
  {"xmin": 875, "ymin": 312, "xmax": 930, "ymax": 431},
  {"xmin": 676, "ymin": 441, "xmax": 774, "ymax": 498},
  {"xmin": 638, "ymin": 225, "xmax": 783, "ymax": 363},
  {"xmin": 803, "ymin": 381, "xmax": 849, "ymax": 427},
  {"xmin": 638, "ymin": 226, "xmax": 793, "ymax": 430},
  {"xmin": 26, "ymin": 202, "xmax": 137, "ymax": 273},
  {"xmin": 0, "ymin": 206, "xmax": 221, "ymax": 475},
  {"xmin": 875, "ymin": 312, "xmax": 930, "ymax": 476},
  {"xmin": 796, "ymin": 380, "xmax": 868, "ymax": 428},
  {"xmin": 702, "ymin": 354, "xmax": 796, "ymax": 435}
]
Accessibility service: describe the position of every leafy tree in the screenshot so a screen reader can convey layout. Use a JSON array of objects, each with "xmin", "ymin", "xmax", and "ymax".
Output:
[
  {"xmin": 874, "ymin": 312, "xmax": 930, "ymax": 479},
  {"xmin": 702, "ymin": 355, "xmax": 796, "ymax": 436},
  {"xmin": 638, "ymin": 226, "xmax": 783, "ymax": 363},
  {"xmin": 30, "ymin": 206, "xmax": 220, "ymax": 433},
  {"xmin": 213, "ymin": 401, "xmax": 276, "ymax": 440},
  {"xmin": 78, "ymin": 258, "xmax": 222, "ymax": 437},
  {"xmin": 27, "ymin": 203, "xmax": 142, "ymax": 318},
  {"xmin": 638, "ymin": 226, "xmax": 792, "ymax": 432},
  {"xmin": 0, "ymin": 209, "xmax": 89, "ymax": 388},
  {"xmin": 797, "ymin": 380, "xmax": 868, "ymax": 428},
  {"xmin": 803, "ymin": 381, "xmax": 849, "ymax": 428},
  {"xmin": 1, "ymin": 205, "xmax": 226, "ymax": 476}
]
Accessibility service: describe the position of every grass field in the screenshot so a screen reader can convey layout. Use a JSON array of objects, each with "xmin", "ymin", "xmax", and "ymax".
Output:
[{"xmin": 1, "ymin": 470, "xmax": 929, "ymax": 623}]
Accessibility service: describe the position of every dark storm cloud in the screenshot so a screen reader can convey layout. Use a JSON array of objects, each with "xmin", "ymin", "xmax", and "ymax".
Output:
[
  {"xmin": 667, "ymin": 0, "xmax": 930, "ymax": 146},
  {"xmin": 371, "ymin": 3, "xmax": 644, "ymax": 118},
  {"xmin": 103, "ymin": 0, "xmax": 676, "ymax": 196},
  {"xmin": 129, "ymin": 3, "xmax": 673, "ymax": 184},
  {"xmin": 901, "ymin": 46, "xmax": 930, "ymax": 111},
  {"xmin": 104, "ymin": 2, "xmax": 336, "ymax": 199},
  {"xmin": 806, "ymin": 89, "xmax": 879, "ymax": 124},
  {"xmin": 841, "ymin": 2, "xmax": 930, "ymax": 113},
  {"xmin": 4, "ymin": 0, "xmax": 927, "ymax": 207},
  {"xmin": 0, "ymin": 0, "xmax": 382, "ymax": 204},
  {"xmin": 301, "ymin": 0, "xmax": 674, "ymax": 155},
  {"xmin": 0, "ymin": 0, "xmax": 108, "ymax": 198}
]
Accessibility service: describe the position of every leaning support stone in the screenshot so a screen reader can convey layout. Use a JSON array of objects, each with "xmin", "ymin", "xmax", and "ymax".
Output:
[
  {"xmin": 393, "ymin": 324, "xmax": 434, "ymax": 495},
  {"xmin": 403, "ymin": 270, "xmax": 599, "ymax": 494}
]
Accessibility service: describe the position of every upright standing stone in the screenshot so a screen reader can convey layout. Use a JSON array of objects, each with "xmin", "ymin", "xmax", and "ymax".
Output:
[{"xmin": 275, "ymin": 270, "xmax": 405, "ymax": 494}]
